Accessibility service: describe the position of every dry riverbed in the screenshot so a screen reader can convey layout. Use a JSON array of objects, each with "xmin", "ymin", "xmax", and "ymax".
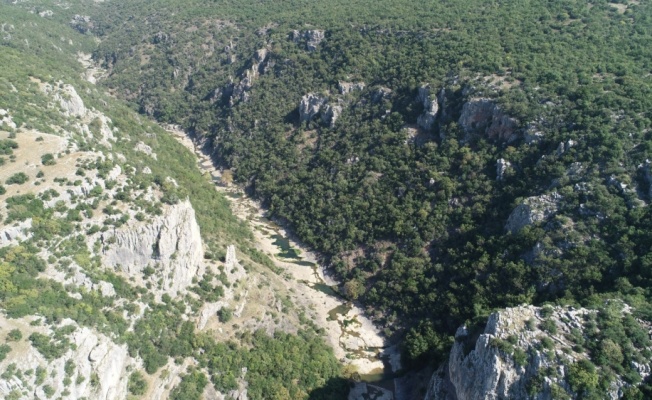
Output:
[{"xmin": 169, "ymin": 127, "xmax": 402, "ymax": 380}]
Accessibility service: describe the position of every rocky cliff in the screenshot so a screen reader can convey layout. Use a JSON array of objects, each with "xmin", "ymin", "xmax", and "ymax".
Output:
[
  {"xmin": 425, "ymin": 304, "xmax": 652, "ymax": 400},
  {"xmin": 0, "ymin": 317, "xmax": 132, "ymax": 400},
  {"xmin": 101, "ymin": 199, "xmax": 206, "ymax": 297},
  {"xmin": 458, "ymin": 98, "xmax": 518, "ymax": 142}
]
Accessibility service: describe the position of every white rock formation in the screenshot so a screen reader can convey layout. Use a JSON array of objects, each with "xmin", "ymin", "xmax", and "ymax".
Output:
[
  {"xmin": 459, "ymin": 98, "xmax": 518, "ymax": 141},
  {"xmin": 53, "ymin": 84, "xmax": 87, "ymax": 118},
  {"xmin": 0, "ymin": 317, "xmax": 132, "ymax": 400},
  {"xmin": 524, "ymin": 125, "xmax": 544, "ymax": 144},
  {"xmin": 372, "ymin": 87, "xmax": 392, "ymax": 103},
  {"xmin": 417, "ymin": 84, "xmax": 440, "ymax": 131},
  {"xmin": 0, "ymin": 108, "xmax": 17, "ymax": 129},
  {"xmin": 556, "ymin": 139, "xmax": 576, "ymax": 156},
  {"xmin": 228, "ymin": 48, "xmax": 270, "ymax": 105},
  {"xmin": 425, "ymin": 305, "xmax": 649, "ymax": 400},
  {"xmin": 338, "ymin": 81, "xmax": 365, "ymax": 95},
  {"xmin": 505, "ymin": 192, "xmax": 562, "ymax": 233},
  {"xmin": 299, "ymin": 93, "xmax": 328, "ymax": 122},
  {"xmin": 496, "ymin": 158, "xmax": 511, "ymax": 181},
  {"xmin": 134, "ymin": 141, "xmax": 157, "ymax": 159},
  {"xmin": 101, "ymin": 199, "xmax": 205, "ymax": 296},
  {"xmin": 0, "ymin": 219, "xmax": 33, "ymax": 247},
  {"xmin": 292, "ymin": 30, "xmax": 325, "ymax": 51},
  {"xmin": 40, "ymin": 81, "xmax": 116, "ymax": 147},
  {"xmin": 321, "ymin": 104, "xmax": 342, "ymax": 127}
]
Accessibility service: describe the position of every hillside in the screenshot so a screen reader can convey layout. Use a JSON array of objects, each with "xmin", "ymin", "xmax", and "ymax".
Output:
[{"xmin": 2, "ymin": 0, "xmax": 652, "ymax": 399}]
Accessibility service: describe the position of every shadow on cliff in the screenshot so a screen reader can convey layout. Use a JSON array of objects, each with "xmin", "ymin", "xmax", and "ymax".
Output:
[{"xmin": 307, "ymin": 377, "xmax": 351, "ymax": 400}]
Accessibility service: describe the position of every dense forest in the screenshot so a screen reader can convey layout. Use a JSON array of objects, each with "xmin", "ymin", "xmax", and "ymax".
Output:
[
  {"xmin": 3, "ymin": 0, "xmax": 652, "ymax": 397},
  {"xmin": 84, "ymin": 0, "xmax": 652, "ymax": 368}
]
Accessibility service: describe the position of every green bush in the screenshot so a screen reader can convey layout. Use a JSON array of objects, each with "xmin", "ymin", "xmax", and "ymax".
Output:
[
  {"xmin": 128, "ymin": 371, "xmax": 148, "ymax": 395},
  {"xmin": 540, "ymin": 319, "xmax": 558, "ymax": 335},
  {"xmin": 0, "ymin": 344, "xmax": 11, "ymax": 361},
  {"xmin": 0, "ymin": 140, "xmax": 18, "ymax": 155},
  {"xmin": 6, "ymin": 172, "xmax": 29, "ymax": 185},
  {"xmin": 41, "ymin": 153, "xmax": 56, "ymax": 166},
  {"xmin": 218, "ymin": 307, "xmax": 233, "ymax": 323},
  {"xmin": 6, "ymin": 329, "xmax": 22, "ymax": 342},
  {"xmin": 567, "ymin": 359, "xmax": 599, "ymax": 393}
]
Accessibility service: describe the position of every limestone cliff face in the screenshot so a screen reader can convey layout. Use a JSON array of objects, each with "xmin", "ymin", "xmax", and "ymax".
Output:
[
  {"xmin": 299, "ymin": 93, "xmax": 328, "ymax": 122},
  {"xmin": 458, "ymin": 98, "xmax": 518, "ymax": 141},
  {"xmin": 101, "ymin": 199, "xmax": 205, "ymax": 296},
  {"xmin": 425, "ymin": 305, "xmax": 651, "ymax": 400},
  {"xmin": 416, "ymin": 84, "xmax": 440, "ymax": 131},
  {"xmin": 0, "ymin": 317, "xmax": 132, "ymax": 400}
]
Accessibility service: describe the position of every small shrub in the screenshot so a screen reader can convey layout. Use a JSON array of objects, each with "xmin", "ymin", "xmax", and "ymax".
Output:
[
  {"xmin": 0, "ymin": 344, "xmax": 11, "ymax": 361},
  {"xmin": 540, "ymin": 319, "xmax": 558, "ymax": 335},
  {"xmin": 526, "ymin": 318, "xmax": 536, "ymax": 331},
  {"xmin": 128, "ymin": 371, "xmax": 148, "ymax": 395},
  {"xmin": 6, "ymin": 329, "xmax": 22, "ymax": 342},
  {"xmin": 218, "ymin": 307, "xmax": 233, "ymax": 323},
  {"xmin": 540, "ymin": 306, "xmax": 554, "ymax": 318},
  {"xmin": 42, "ymin": 384, "xmax": 55, "ymax": 398},
  {"xmin": 6, "ymin": 172, "xmax": 29, "ymax": 185},
  {"xmin": 41, "ymin": 153, "xmax": 56, "ymax": 166}
]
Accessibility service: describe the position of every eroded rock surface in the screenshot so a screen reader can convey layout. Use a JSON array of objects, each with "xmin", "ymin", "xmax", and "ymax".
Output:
[
  {"xmin": 417, "ymin": 84, "xmax": 440, "ymax": 131},
  {"xmin": 101, "ymin": 199, "xmax": 205, "ymax": 296},
  {"xmin": 459, "ymin": 98, "xmax": 518, "ymax": 141},
  {"xmin": 0, "ymin": 317, "xmax": 132, "ymax": 400},
  {"xmin": 505, "ymin": 192, "xmax": 562, "ymax": 233},
  {"xmin": 299, "ymin": 93, "xmax": 328, "ymax": 122},
  {"xmin": 425, "ymin": 305, "xmax": 651, "ymax": 400}
]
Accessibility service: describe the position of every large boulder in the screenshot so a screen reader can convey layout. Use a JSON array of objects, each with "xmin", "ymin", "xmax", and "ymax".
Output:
[
  {"xmin": 505, "ymin": 193, "xmax": 562, "ymax": 233},
  {"xmin": 299, "ymin": 93, "xmax": 328, "ymax": 122},
  {"xmin": 291, "ymin": 29, "xmax": 325, "ymax": 51},
  {"xmin": 459, "ymin": 98, "xmax": 518, "ymax": 141}
]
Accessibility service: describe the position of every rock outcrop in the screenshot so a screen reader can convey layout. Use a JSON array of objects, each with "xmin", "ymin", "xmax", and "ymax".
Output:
[
  {"xmin": 0, "ymin": 317, "xmax": 132, "ymax": 400},
  {"xmin": 496, "ymin": 158, "xmax": 511, "ymax": 181},
  {"xmin": 299, "ymin": 93, "xmax": 328, "ymax": 123},
  {"xmin": 371, "ymin": 86, "xmax": 392, "ymax": 103},
  {"xmin": 0, "ymin": 108, "xmax": 16, "ymax": 129},
  {"xmin": 53, "ymin": 84, "xmax": 87, "ymax": 118},
  {"xmin": 321, "ymin": 104, "xmax": 342, "ymax": 127},
  {"xmin": 416, "ymin": 84, "xmax": 440, "ymax": 131},
  {"xmin": 338, "ymin": 81, "xmax": 365, "ymax": 95},
  {"xmin": 70, "ymin": 14, "xmax": 93, "ymax": 34},
  {"xmin": 227, "ymin": 48, "xmax": 270, "ymax": 105},
  {"xmin": 556, "ymin": 139, "xmax": 576, "ymax": 156},
  {"xmin": 505, "ymin": 192, "xmax": 562, "ymax": 233},
  {"xmin": 425, "ymin": 304, "xmax": 651, "ymax": 400},
  {"xmin": 0, "ymin": 219, "xmax": 32, "ymax": 247},
  {"xmin": 459, "ymin": 98, "xmax": 518, "ymax": 141},
  {"xmin": 291, "ymin": 30, "xmax": 325, "ymax": 51},
  {"xmin": 101, "ymin": 199, "xmax": 205, "ymax": 296},
  {"xmin": 134, "ymin": 141, "xmax": 157, "ymax": 159}
]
